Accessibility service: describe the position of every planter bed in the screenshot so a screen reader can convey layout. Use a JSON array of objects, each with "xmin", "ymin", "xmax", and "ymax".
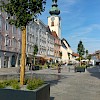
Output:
[
  {"xmin": 76, "ymin": 67, "xmax": 85, "ymax": 72},
  {"xmin": 0, "ymin": 83, "xmax": 50, "ymax": 100}
]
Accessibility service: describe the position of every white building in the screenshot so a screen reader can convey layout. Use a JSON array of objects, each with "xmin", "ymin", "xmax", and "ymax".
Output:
[
  {"xmin": 48, "ymin": 0, "xmax": 61, "ymax": 39},
  {"xmin": 61, "ymin": 38, "xmax": 72, "ymax": 63},
  {"xmin": 26, "ymin": 19, "xmax": 54, "ymax": 64},
  {"xmin": 0, "ymin": 10, "xmax": 21, "ymax": 68}
]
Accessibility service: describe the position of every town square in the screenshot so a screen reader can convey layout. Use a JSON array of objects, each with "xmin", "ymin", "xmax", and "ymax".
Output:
[{"xmin": 0, "ymin": 0, "xmax": 100, "ymax": 100}]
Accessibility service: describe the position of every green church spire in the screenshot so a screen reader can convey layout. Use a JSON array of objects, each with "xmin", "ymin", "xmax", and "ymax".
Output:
[{"xmin": 49, "ymin": 0, "xmax": 60, "ymax": 15}]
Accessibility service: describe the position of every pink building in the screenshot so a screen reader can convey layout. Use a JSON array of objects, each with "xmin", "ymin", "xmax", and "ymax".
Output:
[{"xmin": 52, "ymin": 31, "xmax": 61, "ymax": 62}]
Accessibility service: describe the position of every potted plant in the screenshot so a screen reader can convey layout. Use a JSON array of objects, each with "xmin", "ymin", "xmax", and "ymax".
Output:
[
  {"xmin": 75, "ymin": 65, "xmax": 86, "ymax": 72},
  {"xmin": 0, "ymin": 78, "xmax": 50, "ymax": 100}
]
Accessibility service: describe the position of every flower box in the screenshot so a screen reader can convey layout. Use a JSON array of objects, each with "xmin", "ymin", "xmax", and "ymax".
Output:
[
  {"xmin": 76, "ymin": 67, "xmax": 85, "ymax": 72},
  {"xmin": 0, "ymin": 83, "xmax": 50, "ymax": 100}
]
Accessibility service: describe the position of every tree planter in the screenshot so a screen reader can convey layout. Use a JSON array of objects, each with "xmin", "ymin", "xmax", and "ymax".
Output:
[
  {"xmin": 0, "ymin": 83, "xmax": 50, "ymax": 100},
  {"xmin": 76, "ymin": 67, "xmax": 85, "ymax": 72}
]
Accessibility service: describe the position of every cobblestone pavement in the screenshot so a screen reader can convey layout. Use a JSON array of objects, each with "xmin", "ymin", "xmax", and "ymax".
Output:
[
  {"xmin": 50, "ymin": 66, "xmax": 100, "ymax": 100},
  {"xmin": 0, "ymin": 65, "xmax": 100, "ymax": 100}
]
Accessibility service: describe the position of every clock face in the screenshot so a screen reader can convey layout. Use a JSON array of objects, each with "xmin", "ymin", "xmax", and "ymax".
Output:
[{"xmin": 51, "ymin": 17, "xmax": 55, "ymax": 21}]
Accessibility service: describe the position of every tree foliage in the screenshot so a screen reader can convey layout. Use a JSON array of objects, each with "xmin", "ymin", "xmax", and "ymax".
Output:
[
  {"xmin": 87, "ymin": 54, "xmax": 91, "ymax": 61},
  {"xmin": 0, "ymin": 0, "xmax": 46, "ymax": 29},
  {"xmin": 33, "ymin": 45, "xmax": 38, "ymax": 56},
  {"xmin": 77, "ymin": 40, "xmax": 85, "ymax": 58},
  {"xmin": 33, "ymin": 45, "xmax": 38, "ymax": 65},
  {"xmin": 85, "ymin": 49, "xmax": 88, "ymax": 59}
]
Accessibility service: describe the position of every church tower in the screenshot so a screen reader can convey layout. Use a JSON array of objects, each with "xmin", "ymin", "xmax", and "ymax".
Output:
[{"xmin": 48, "ymin": 0, "xmax": 61, "ymax": 39}]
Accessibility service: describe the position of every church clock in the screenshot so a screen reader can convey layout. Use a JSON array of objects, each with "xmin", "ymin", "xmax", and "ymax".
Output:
[{"xmin": 51, "ymin": 17, "xmax": 55, "ymax": 21}]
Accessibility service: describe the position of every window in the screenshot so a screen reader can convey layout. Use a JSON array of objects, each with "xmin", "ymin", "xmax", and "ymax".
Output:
[
  {"xmin": 30, "ymin": 36, "xmax": 31, "ymax": 42},
  {"xmin": 18, "ymin": 41, "xmax": 21, "ymax": 50},
  {"xmin": 5, "ymin": 22, "xmax": 9, "ymax": 31},
  {"xmin": 18, "ymin": 28, "xmax": 21, "ymax": 35},
  {"xmin": 51, "ymin": 21, "xmax": 54, "ymax": 26},
  {"xmin": 12, "ymin": 26, "xmax": 16, "ymax": 34},
  {"xmin": 6, "ymin": 38, "xmax": 10, "ymax": 46},
  {"xmin": 30, "ymin": 47, "xmax": 31, "ymax": 52}
]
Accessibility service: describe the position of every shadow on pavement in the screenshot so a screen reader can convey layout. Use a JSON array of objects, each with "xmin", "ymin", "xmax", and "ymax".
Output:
[
  {"xmin": 45, "ymin": 75, "xmax": 63, "ymax": 86},
  {"xmin": 86, "ymin": 66, "xmax": 100, "ymax": 79}
]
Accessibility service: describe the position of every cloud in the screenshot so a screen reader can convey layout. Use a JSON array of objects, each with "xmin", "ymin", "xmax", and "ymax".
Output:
[
  {"xmin": 69, "ymin": 24, "xmax": 100, "ymax": 38},
  {"xmin": 66, "ymin": 24, "xmax": 100, "ymax": 53}
]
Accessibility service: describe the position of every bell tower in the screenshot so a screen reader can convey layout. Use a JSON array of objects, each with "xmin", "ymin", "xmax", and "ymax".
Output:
[{"xmin": 48, "ymin": 0, "xmax": 61, "ymax": 39}]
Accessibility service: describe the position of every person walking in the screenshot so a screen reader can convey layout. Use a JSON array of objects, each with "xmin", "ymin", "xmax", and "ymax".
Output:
[{"xmin": 58, "ymin": 64, "xmax": 61, "ymax": 73}]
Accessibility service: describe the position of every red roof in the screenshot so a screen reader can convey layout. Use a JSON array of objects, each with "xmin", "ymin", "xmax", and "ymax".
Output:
[{"xmin": 72, "ymin": 52, "xmax": 79, "ymax": 57}]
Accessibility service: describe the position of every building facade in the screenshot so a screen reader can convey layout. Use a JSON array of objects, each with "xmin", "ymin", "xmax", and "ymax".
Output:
[
  {"xmin": 0, "ymin": 10, "xmax": 21, "ymax": 68},
  {"xmin": 48, "ymin": 0, "xmax": 61, "ymax": 39},
  {"xmin": 52, "ymin": 31, "xmax": 61, "ymax": 62},
  {"xmin": 26, "ymin": 19, "xmax": 55, "ymax": 64},
  {"xmin": 0, "ymin": 0, "xmax": 73, "ymax": 68},
  {"xmin": 61, "ymin": 38, "xmax": 72, "ymax": 63}
]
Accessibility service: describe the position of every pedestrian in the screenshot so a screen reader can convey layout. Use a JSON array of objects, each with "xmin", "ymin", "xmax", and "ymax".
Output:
[
  {"xmin": 58, "ymin": 64, "xmax": 61, "ymax": 73},
  {"xmin": 29, "ymin": 63, "xmax": 31, "ymax": 70},
  {"xmin": 65, "ymin": 62, "xmax": 68, "ymax": 69}
]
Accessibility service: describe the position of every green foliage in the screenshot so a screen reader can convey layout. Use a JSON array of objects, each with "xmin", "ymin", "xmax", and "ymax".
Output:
[
  {"xmin": 0, "ymin": 82, "xmax": 6, "ymax": 88},
  {"xmin": 77, "ymin": 41, "xmax": 85, "ymax": 58},
  {"xmin": 11, "ymin": 83, "xmax": 20, "ymax": 90},
  {"xmin": 33, "ymin": 45, "xmax": 38, "ymax": 65},
  {"xmin": 0, "ymin": 79, "xmax": 20, "ymax": 89},
  {"xmin": 0, "ymin": 78, "xmax": 44, "ymax": 90},
  {"xmin": 75, "ymin": 57, "xmax": 84, "ymax": 61},
  {"xmin": 10, "ymin": 80, "xmax": 20, "ymax": 90},
  {"xmin": 85, "ymin": 49, "xmax": 88, "ymax": 59},
  {"xmin": 87, "ymin": 54, "xmax": 91, "ymax": 61},
  {"xmin": 33, "ymin": 45, "xmax": 38, "ymax": 56},
  {"xmin": 86, "ymin": 50, "xmax": 88, "ymax": 56},
  {"xmin": 77, "ymin": 40, "xmax": 85, "ymax": 66},
  {"xmin": 0, "ymin": 0, "xmax": 46, "ymax": 29},
  {"xmin": 27, "ymin": 78, "xmax": 44, "ymax": 90}
]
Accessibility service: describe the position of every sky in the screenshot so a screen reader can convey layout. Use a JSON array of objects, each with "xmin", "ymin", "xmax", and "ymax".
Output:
[{"xmin": 39, "ymin": 0, "xmax": 100, "ymax": 54}]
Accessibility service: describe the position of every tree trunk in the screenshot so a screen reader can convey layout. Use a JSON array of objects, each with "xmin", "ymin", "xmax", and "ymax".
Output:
[{"xmin": 20, "ymin": 27, "xmax": 26, "ymax": 85}]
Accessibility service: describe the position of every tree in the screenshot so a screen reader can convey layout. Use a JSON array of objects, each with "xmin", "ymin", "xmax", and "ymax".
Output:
[
  {"xmin": 33, "ymin": 45, "xmax": 38, "ymax": 65},
  {"xmin": 0, "ymin": 0, "xmax": 46, "ymax": 85},
  {"xmin": 77, "ymin": 40, "xmax": 85, "ymax": 66},
  {"xmin": 86, "ymin": 50, "xmax": 88, "ymax": 59},
  {"xmin": 87, "ymin": 54, "xmax": 91, "ymax": 61}
]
